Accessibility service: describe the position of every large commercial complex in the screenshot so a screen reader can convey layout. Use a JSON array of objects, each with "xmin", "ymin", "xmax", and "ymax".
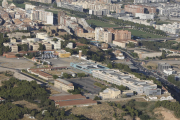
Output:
[{"xmin": 92, "ymin": 69, "xmax": 161, "ymax": 95}]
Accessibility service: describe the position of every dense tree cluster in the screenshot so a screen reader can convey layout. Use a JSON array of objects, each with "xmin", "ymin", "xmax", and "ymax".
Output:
[
  {"xmin": 24, "ymin": 52, "xmax": 40, "ymax": 59},
  {"xmin": 0, "ymin": 78, "xmax": 88, "ymax": 120},
  {"xmin": 108, "ymin": 100, "xmax": 152, "ymax": 120},
  {"xmin": 17, "ymin": 44, "xmax": 28, "ymax": 51},
  {"xmin": 0, "ymin": 102, "xmax": 29, "ymax": 120},
  {"xmin": 102, "ymin": 16, "xmax": 167, "ymax": 36},
  {"xmin": 167, "ymin": 75, "xmax": 180, "ymax": 87},
  {"xmin": 0, "ymin": 33, "xmax": 10, "ymax": 55},
  {"xmin": 139, "ymin": 41, "xmax": 177, "ymax": 51},
  {"xmin": 0, "ymin": 77, "xmax": 48, "ymax": 102},
  {"xmin": 155, "ymin": 101, "xmax": 180, "ymax": 118}
]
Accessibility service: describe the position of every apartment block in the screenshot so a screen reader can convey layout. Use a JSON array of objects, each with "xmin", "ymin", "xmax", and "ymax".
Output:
[
  {"xmin": 29, "ymin": 0, "xmax": 52, "ymax": 4},
  {"xmin": 104, "ymin": 31, "xmax": 112, "ymax": 43},
  {"xmin": 124, "ymin": 5, "xmax": 156, "ymax": 15}
]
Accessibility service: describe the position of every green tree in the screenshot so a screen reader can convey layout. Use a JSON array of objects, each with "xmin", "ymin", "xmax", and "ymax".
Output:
[{"xmin": 53, "ymin": 75, "xmax": 58, "ymax": 79}]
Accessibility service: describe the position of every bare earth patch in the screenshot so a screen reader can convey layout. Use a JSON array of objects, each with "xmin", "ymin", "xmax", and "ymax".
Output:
[
  {"xmin": 66, "ymin": 102, "xmax": 125, "ymax": 120},
  {"xmin": 154, "ymin": 107, "xmax": 180, "ymax": 120},
  {"xmin": 13, "ymin": 100, "xmax": 41, "ymax": 111}
]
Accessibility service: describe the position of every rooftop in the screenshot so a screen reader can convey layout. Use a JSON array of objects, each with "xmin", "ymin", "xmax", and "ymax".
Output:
[
  {"xmin": 49, "ymin": 94, "xmax": 86, "ymax": 101},
  {"xmin": 55, "ymin": 99, "xmax": 97, "ymax": 107},
  {"xmin": 55, "ymin": 78, "xmax": 73, "ymax": 86}
]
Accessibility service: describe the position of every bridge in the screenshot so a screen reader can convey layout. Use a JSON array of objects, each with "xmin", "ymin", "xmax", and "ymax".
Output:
[{"xmin": 136, "ymin": 37, "xmax": 178, "ymax": 42}]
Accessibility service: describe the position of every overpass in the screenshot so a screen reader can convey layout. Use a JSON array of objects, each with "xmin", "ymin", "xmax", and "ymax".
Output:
[{"xmin": 136, "ymin": 37, "xmax": 178, "ymax": 42}]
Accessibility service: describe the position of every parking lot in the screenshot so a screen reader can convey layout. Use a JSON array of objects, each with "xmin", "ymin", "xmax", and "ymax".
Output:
[{"xmin": 66, "ymin": 77, "xmax": 101, "ymax": 94}]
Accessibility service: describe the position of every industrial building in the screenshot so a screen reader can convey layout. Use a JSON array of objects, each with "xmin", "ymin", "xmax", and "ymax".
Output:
[
  {"xmin": 99, "ymin": 88, "xmax": 121, "ymax": 100},
  {"xmin": 92, "ymin": 69, "xmax": 161, "ymax": 95},
  {"xmin": 49, "ymin": 94, "xmax": 97, "ymax": 108},
  {"xmin": 54, "ymin": 78, "xmax": 74, "ymax": 92},
  {"xmin": 70, "ymin": 62, "xmax": 109, "ymax": 74}
]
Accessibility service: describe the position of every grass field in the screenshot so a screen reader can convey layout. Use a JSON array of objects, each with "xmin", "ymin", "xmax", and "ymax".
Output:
[
  {"xmin": 116, "ymin": 28, "xmax": 163, "ymax": 39},
  {"xmin": 86, "ymin": 19, "xmax": 118, "ymax": 28}
]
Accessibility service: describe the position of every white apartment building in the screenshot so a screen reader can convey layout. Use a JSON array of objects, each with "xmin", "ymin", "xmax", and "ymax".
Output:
[
  {"xmin": 159, "ymin": 22, "xmax": 180, "ymax": 34},
  {"xmin": 95, "ymin": 27, "xmax": 105, "ymax": 41},
  {"xmin": 135, "ymin": 13, "xmax": 154, "ymax": 20},
  {"xmin": 92, "ymin": 69, "xmax": 161, "ymax": 95},
  {"xmin": 134, "ymin": 0, "xmax": 167, "ymax": 3},
  {"xmin": 72, "ymin": 1, "xmax": 121, "ymax": 12}
]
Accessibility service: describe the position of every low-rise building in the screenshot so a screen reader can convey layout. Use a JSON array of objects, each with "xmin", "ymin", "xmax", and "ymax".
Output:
[
  {"xmin": 54, "ymin": 78, "xmax": 74, "ymax": 92},
  {"xmin": 49, "ymin": 94, "xmax": 97, "ymax": 108},
  {"xmin": 158, "ymin": 63, "xmax": 171, "ymax": 72},
  {"xmin": 135, "ymin": 13, "xmax": 154, "ymax": 20},
  {"xmin": 56, "ymin": 50, "xmax": 71, "ymax": 58},
  {"xmin": 44, "ymin": 43, "xmax": 52, "ymax": 50},
  {"xmin": 99, "ymin": 88, "xmax": 121, "ymax": 100},
  {"xmin": 11, "ymin": 44, "xmax": 18, "ymax": 52},
  {"xmin": 163, "ymin": 68, "xmax": 176, "ymax": 75},
  {"xmin": 134, "ymin": 49, "xmax": 162, "ymax": 59}
]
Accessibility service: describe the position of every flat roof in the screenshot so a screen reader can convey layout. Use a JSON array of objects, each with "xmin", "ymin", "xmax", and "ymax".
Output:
[
  {"xmin": 49, "ymin": 94, "xmax": 86, "ymax": 101},
  {"xmin": 55, "ymin": 78, "xmax": 73, "ymax": 86},
  {"xmin": 55, "ymin": 99, "xmax": 97, "ymax": 107}
]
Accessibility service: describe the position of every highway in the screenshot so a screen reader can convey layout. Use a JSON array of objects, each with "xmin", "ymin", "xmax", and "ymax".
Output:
[{"xmin": 114, "ymin": 47, "xmax": 180, "ymax": 101}]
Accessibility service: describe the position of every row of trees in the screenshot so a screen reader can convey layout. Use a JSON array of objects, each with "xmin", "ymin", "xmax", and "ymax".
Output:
[
  {"xmin": 139, "ymin": 41, "xmax": 177, "ymax": 51},
  {"xmin": 102, "ymin": 16, "xmax": 167, "ymax": 36},
  {"xmin": 167, "ymin": 75, "xmax": 180, "ymax": 87},
  {"xmin": 0, "ymin": 33, "xmax": 10, "ymax": 55},
  {"xmin": 0, "ymin": 77, "xmax": 88, "ymax": 120}
]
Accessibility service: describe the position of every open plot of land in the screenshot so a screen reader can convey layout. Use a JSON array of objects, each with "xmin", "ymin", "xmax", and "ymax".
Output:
[
  {"xmin": 67, "ymin": 77, "xmax": 101, "ymax": 94},
  {"xmin": 86, "ymin": 19, "xmax": 118, "ymax": 28},
  {"xmin": 0, "ymin": 73, "xmax": 10, "ymax": 86},
  {"xmin": 13, "ymin": 100, "xmax": 41, "ymax": 111},
  {"xmin": 46, "ymin": 87, "xmax": 61, "ymax": 95},
  {"xmin": 0, "ymin": 57, "xmax": 34, "ymax": 69},
  {"xmin": 66, "ymin": 102, "xmax": 125, "ymax": 120},
  {"xmin": 154, "ymin": 107, "xmax": 179, "ymax": 120}
]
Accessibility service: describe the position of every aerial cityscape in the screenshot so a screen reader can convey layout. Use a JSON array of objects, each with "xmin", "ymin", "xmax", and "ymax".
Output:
[{"xmin": 0, "ymin": 0, "xmax": 180, "ymax": 119}]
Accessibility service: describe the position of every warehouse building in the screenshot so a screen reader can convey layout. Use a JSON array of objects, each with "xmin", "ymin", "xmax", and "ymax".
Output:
[
  {"xmin": 49, "ymin": 94, "xmax": 97, "ymax": 108},
  {"xmin": 70, "ymin": 62, "xmax": 109, "ymax": 74},
  {"xmin": 92, "ymin": 69, "xmax": 161, "ymax": 95},
  {"xmin": 54, "ymin": 78, "xmax": 74, "ymax": 92}
]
